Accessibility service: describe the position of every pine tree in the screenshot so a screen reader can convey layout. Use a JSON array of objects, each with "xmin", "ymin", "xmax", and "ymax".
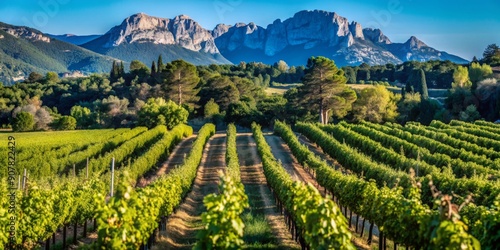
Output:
[
  {"xmin": 164, "ymin": 60, "xmax": 200, "ymax": 110},
  {"xmin": 299, "ymin": 56, "xmax": 357, "ymax": 124}
]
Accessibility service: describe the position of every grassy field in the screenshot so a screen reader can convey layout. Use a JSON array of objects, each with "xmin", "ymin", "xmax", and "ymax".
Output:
[{"xmin": 0, "ymin": 128, "xmax": 120, "ymax": 147}]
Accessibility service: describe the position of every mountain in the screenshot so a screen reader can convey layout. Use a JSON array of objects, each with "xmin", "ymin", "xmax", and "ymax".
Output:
[
  {"xmin": 213, "ymin": 10, "xmax": 468, "ymax": 66},
  {"xmin": 81, "ymin": 13, "xmax": 231, "ymax": 65},
  {"xmin": 0, "ymin": 10, "xmax": 469, "ymax": 84},
  {"xmin": 384, "ymin": 36, "xmax": 468, "ymax": 63},
  {"xmin": 0, "ymin": 22, "xmax": 115, "ymax": 85},
  {"xmin": 48, "ymin": 34, "xmax": 101, "ymax": 45}
]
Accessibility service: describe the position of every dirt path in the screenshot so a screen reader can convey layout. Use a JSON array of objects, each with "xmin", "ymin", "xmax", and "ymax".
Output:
[
  {"xmin": 154, "ymin": 133, "xmax": 227, "ymax": 250},
  {"xmin": 296, "ymin": 134, "xmax": 379, "ymax": 249},
  {"xmin": 136, "ymin": 135, "xmax": 197, "ymax": 187},
  {"xmin": 265, "ymin": 133, "xmax": 379, "ymax": 249},
  {"xmin": 237, "ymin": 133, "xmax": 300, "ymax": 249},
  {"xmin": 264, "ymin": 134, "xmax": 323, "ymax": 193},
  {"xmin": 67, "ymin": 136, "xmax": 199, "ymax": 248},
  {"xmin": 296, "ymin": 133, "xmax": 355, "ymax": 176}
]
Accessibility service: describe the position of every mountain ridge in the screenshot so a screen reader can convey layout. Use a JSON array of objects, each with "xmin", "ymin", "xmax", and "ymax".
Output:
[
  {"xmin": 80, "ymin": 13, "xmax": 231, "ymax": 65},
  {"xmin": 212, "ymin": 9, "xmax": 468, "ymax": 65},
  {"xmin": 0, "ymin": 22, "xmax": 116, "ymax": 85},
  {"xmin": 0, "ymin": 10, "xmax": 469, "ymax": 84}
]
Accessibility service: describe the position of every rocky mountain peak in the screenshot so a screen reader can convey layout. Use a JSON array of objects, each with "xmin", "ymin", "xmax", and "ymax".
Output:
[
  {"xmin": 99, "ymin": 13, "xmax": 219, "ymax": 53},
  {"xmin": 363, "ymin": 28, "xmax": 391, "ymax": 45},
  {"xmin": 406, "ymin": 36, "xmax": 427, "ymax": 49},
  {"xmin": 77, "ymin": 10, "xmax": 467, "ymax": 67},
  {"xmin": 349, "ymin": 22, "xmax": 364, "ymax": 39},
  {"xmin": 212, "ymin": 24, "xmax": 232, "ymax": 38},
  {"xmin": 174, "ymin": 14, "xmax": 191, "ymax": 20},
  {"xmin": 0, "ymin": 26, "xmax": 50, "ymax": 43}
]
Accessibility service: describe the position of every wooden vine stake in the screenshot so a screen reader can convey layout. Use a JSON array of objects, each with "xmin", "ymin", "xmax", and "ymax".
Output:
[
  {"xmin": 86, "ymin": 157, "xmax": 89, "ymax": 179},
  {"xmin": 110, "ymin": 157, "xmax": 115, "ymax": 197}
]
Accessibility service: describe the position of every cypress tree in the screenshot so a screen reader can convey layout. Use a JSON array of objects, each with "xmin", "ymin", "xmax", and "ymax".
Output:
[
  {"xmin": 110, "ymin": 61, "xmax": 119, "ymax": 79},
  {"xmin": 151, "ymin": 61, "xmax": 157, "ymax": 76},
  {"xmin": 119, "ymin": 61, "xmax": 125, "ymax": 76},
  {"xmin": 157, "ymin": 55, "xmax": 164, "ymax": 72},
  {"xmin": 419, "ymin": 69, "xmax": 428, "ymax": 100}
]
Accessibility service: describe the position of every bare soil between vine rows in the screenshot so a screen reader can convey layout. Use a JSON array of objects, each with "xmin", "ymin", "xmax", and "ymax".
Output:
[{"xmin": 153, "ymin": 133, "xmax": 226, "ymax": 250}]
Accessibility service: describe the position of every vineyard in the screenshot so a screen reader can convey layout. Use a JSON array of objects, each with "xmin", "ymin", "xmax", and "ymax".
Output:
[{"xmin": 1, "ymin": 119, "xmax": 500, "ymax": 249}]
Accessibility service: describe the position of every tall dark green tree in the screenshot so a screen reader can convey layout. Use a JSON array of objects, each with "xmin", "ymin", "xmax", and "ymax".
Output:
[
  {"xmin": 119, "ymin": 61, "xmax": 125, "ymax": 76},
  {"xmin": 201, "ymin": 76, "xmax": 240, "ymax": 111},
  {"xmin": 418, "ymin": 69, "xmax": 429, "ymax": 100},
  {"xmin": 344, "ymin": 67, "xmax": 357, "ymax": 84},
  {"xmin": 110, "ymin": 61, "xmax": 121, "ymax": 79},
  {"xmin": 151, "ymin": 61, "xmax": 157, "ymax": 76},
  {"xmin": 12, "ymin": 111, "xmax": 35, "ymax": 132},
  {"xmin": 407, "ymin": 69, "xmax": 428, "ymax": 99},
  {"xmin": 130, "ymin": 60, "xmax": 150, "ymax": 78},
  {"xmin": 164, "ymin": 60, "xmax": 200, "ymax": 110},
  {"xmin": 299, "ymin": 56, "xmax": 357, "ymax": 124},
  {"xmin": 157, "ymin": 55, "xmax": 165, "ymax": 72},
  {"xmin": 482, "ymin": 44, "xmax": 500, "ymax": 66}
]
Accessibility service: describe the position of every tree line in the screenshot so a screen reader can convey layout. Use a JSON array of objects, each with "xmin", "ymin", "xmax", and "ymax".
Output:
[{"xmin": 0, "ymin": 44, "xmax": 499, "ymax": 131}]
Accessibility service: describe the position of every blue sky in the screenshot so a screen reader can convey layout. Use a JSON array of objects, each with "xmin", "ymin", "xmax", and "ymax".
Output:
[{"xmin": 0, "ymin": 0, "xmax": 498, "ymax": 60}]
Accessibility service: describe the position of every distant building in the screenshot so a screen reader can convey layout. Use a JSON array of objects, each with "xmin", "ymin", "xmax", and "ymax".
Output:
[{"xmin": 60, "ymin": 71, "xmax": 85, "ymax": 78}]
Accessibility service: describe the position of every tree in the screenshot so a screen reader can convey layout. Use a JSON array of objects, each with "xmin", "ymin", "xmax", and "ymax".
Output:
[
  {"xmin": 12, "ymin": 97, "xmax": 53, "ymax": 130},
  {"xmin": 12, "ymin": 111, "xmax": 34, "ymax": 132},
  {"xmin": 70, "ymin": 105, "xmax": 94, "ymax": 128},
  {"xmin": 275, "ymin": 60, "xmax": 289, "ymax": 73},
  {"xmin": 357, "ymin": 68, "xmax": 370, "ymax": 82},
  {"xmin": 475, "ymin": 78, "xmax": 500, "ymax": 121},
  {"xmin": 397, "ymin": 92, "xmax": 421, "ymax": 123},
  {"xmin": 164, "ymin": 60, "xmax": 200, "ymax": 110},
  {"xmin": 231, "ymin": 76, "xmax": 264, "ymax": 100},
  {"xmin": 151, "ymin": 61, "xmax": 157, "ymax": 76},
  {"xmin": 200, "ymin": 76, "xmax": 240, "ymax": 112},
  {"xmin": 482, "ymin": 44, "xmax": 500, "ymax": 66},
  {"xmin": 352, "ymin": 85, "xmax": 399, "ymax": 123},
  {"xmin": 53, "ymin": 116, "xmax": 77, "ymax": 130},
  {"xmin": 204, "ymin": 99, "xmax": 220, "ymax": 119},
  {"xmin": 129, "ymin": 60, "xmax": 150, "ymax": 78},
  {"xmin": 459, "ymin": 105, "xmax": 481, "ymax": 122},
  {"xmin": 34, "ymin": 107, "xmax": 53, "ymax": 130},
  {"xmin": 137, "ymin": 98, "xmax": 188, "ymax": 129},
  {"xmin": 257, "ymin": 95, "xmax": 288, "ymax": 126},
  {"xmin": 299, "ymin": 56, "xmax": 357, "ymax": 124},
  {"xmin": 157, "ymin": 55, "xmax": 165, "ymax": 72},
  {"xmin": 445, "ymin": 87, "xmax": 478, "ymax": 118},
  {"xmin": 45, "ymin": 72, "xmax": 59, "ymax": 83},
  {"xmin": 418, "ymin": 69, "xmax": 429, "ymax": 100},
  {"xmin": 419, "ymin": 99, "xmax": 442, "ymax": 125},
  {"xmin": 406, "ymin": 69, "xmax": 428, "ymax": 99},
  {"xmin": 119, "ymin": 61, "xmax": 125, "ymax": 76},
  {"xmin": 469, "ymin": 62, "xmax": 493, "ymax": 89},
  {"xmin": 27, "ymin": 72, "xmax": 44, "ymax": 83},
  {"xmin": 226, "ymin": 101, "xmax": 261, "ymax": 127},
  {"xmin": 344, "ymin": 67, "xmax": 357, "ymax": 84},
  {"xmin": 110, "ymin": 61, "xmax": 120, "ymax": 79},
  {"xmin": 452, "ymin": 66, "xmax": 471, "ymax": 88}
]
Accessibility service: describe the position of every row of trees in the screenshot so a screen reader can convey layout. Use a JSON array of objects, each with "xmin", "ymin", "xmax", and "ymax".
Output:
[{"xmin": 1, "ymin": 48, "xmax": 499, "ymax": 131}]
